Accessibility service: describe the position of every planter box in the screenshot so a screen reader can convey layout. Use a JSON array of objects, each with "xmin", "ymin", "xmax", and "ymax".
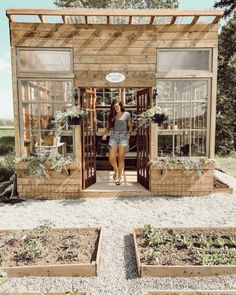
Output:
[
  {"xmin": 133, "ymin": 227, "xmax": 236, "ymax": 277},
  {"xmin": 143, "ymin": 292, "xmax": 236, "ymax": 295},
  {"xmin": 0, "ymin": 227, "xmax": 102, "ymax": 277},
  {"xmin": 150, "ymin": 162, "xmax": 215, "ymax": 196},
  {"xmin": 2, "ymin": 293, "xmax": 89, "ymax": 295},
  {"xmin": 16, "ymin": 162, "xmax": 81, "ymax": 199}
]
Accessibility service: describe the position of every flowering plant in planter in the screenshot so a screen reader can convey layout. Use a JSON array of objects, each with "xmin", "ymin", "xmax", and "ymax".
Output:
[
  {"xmin": 55, "ymin": 106, "xmax": 86, "ymax": 130},
  {"xmin": 135, "ymin": 105, "xmax": 168, "ymax": 130}
]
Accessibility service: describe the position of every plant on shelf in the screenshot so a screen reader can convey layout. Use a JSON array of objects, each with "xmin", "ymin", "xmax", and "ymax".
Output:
[
  {"xmin": 55, "ymin": 106, "xmax": 86, "ymax": 130},
  {"xmin": 19, "ymin": 154, "xmax": 79, "ymax": 184},
  {"xmin": 148, "ymin": 156, "xmax": 214, "ymax": 177},
  {"xmin": 135, "ymin": 105, "xmax": 168, "ymax": 130}
]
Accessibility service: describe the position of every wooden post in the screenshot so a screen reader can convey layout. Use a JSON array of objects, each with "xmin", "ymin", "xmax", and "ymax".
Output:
[
  {"xmin": 150, "ymin": 123, "xmax": 158, "ymax": 160},
  {"xmin": 74, "ymin": 124, "xmax": 82, "ymax": 189},
  {"xmin": 210, "ymin": 46, "xmax": 218, "ymax": 159}
]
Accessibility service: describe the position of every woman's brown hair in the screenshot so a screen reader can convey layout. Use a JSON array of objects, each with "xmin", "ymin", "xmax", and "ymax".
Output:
[{"xmin": 108, "ymin": 100, "xmax": 125, "ymax": 128}]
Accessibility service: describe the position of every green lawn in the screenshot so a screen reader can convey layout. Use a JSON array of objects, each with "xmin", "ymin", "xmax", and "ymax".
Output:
[
  {"xmin": 215, "ymin": 155, "xmax": 236, "ymax": 178},
  {"xmin": 0, "ymin": 129, "xmax": 15, "ymax": 138}
]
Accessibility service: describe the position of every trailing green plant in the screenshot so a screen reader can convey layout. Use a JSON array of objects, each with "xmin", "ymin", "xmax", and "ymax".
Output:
[
  {"xmin": 19, "ymin": 154, "xmax": 78, "ymax": 184},
  {"xmin": 135, "ymin": 105, "xmax": 168, "ymax": 130},
  {"xmin": 55, "ymin": 106, "xmax": 86, "ymax": 131},
  {"xmin": 148, "ymin": 156, "xmax": 214, "ymax": 177}
]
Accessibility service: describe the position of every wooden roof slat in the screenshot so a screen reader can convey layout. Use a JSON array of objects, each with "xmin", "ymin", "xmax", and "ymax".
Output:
[
  {"xmin": 170, "ymin": 16, "xmax": 177, "ymax": 25},
  {"xmin": 212, "ymin": 15, "xmax": 221, "ymax": 24},
  {"xmin": 191, "ymin": 15, "xmax": 199, "ymax": 24},
  {"xmin": 6, "ymin": 8, "xmax": 223, "ymax": 17},
  {"xmin": 85, "ymin": 15, "xmax": 88, "ymax": 24},
  {"xmin": 149, "ymin": 16, "xmax": 155, "ymax": 25},
  {"xmin": 129, "ymin": 16, "xmax": 132, "ymax": 24},
  {"xmin": 62, "ymin": 15, "xmax": 66, "ymax": 23},
  {"xmin": 107, "ymin": 15, "xmax": 109, "ymax": 24},
  {"xmin": 38, "ymin": 15, "xmax": 45, "ymax": 23}
]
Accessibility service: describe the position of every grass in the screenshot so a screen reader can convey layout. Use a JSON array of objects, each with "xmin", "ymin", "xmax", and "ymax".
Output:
[
  {"xmin": 215, "ymin": 154, "xmax": 236, "ymax": 178},
  {"xmin": 0, "ymin": 129, "xmax": 15, "ymax": 138}
]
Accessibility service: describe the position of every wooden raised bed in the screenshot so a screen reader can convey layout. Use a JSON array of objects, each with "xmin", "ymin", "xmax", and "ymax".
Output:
[
  {"xmin": 150, "ymin": 162, "xmax": 215, "ymax": 196},
  {"xmin": 0, "ymin": 227, "xmax": 102, "ymax": 277},
  {"xmin": 213, "ymin": 176, "xmax": 233, "ymax": 194},
  {"xmin": 16, "ymin": 162, "xmax": 81, "ymax": 199},
  {"xmin": 143, "ymin": 292, "xmax": 236, "ymax": 295},
  {"xmin": 133, "ymin": 227, "xmax": 236, "ymax": 277}
]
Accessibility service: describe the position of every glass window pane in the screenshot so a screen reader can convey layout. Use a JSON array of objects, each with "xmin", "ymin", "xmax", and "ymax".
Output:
[
  {"xmin": 157, "ymin": 50, "xmax": 211, "ymax": 72},
  {"xmin": 174, "ymin": 131, "xmax": 191, "ymax": 156},
  {"xmin": 191, "ymin": 103, "xmax": 207, "ymax": 129},
  {"xmin": 174, "ymin": 102, "xmax": 191, "ymax": 129},
  {"xmin": 192, "ymin": 80, "xmax": 208, "ymax": 101},
  {"xmin": 19, "ymin": 50, "xmax": 72, "ymax": 72},
  {"xmin": 191, "ymin": 130, "xmax": 207, "ymax": 156},
  {"xmin": 158, "ymin": 132, "xmax": 173, "ymax": 156},
  {"xmin": 22, "ymin": 102, "xmax": 40, "ymax": 130}
]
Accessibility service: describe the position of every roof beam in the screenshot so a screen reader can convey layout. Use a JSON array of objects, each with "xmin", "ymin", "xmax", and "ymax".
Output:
[
  {"xmin": 38, "ymin": 15, "xmax": 45, "ymax": 23},
  {"xmin": 107, "ymin": 15, "xmax": 109, "ymax": 24},
  {"xmin": 212, "ymin": 15, "xmax": 221, "ymax": 24},
  {"xmin": 85, "ymin": 15, "xmax": 88, "ymax": 24},
  {"xmin": 170, "ymin": 16, "xmax": 177, "ymax": 24},
  {"xmin": 62, "ymin": 15, "xmax": 67, "ymax": 23},
  {"xmin": 129, "ymin": 16, "xmax": 132, "ymax": 24},
  {"xmin": 6, "ymin": 8, "xmax": 223, "ymax": 17},
  {"xmin": 149, "ymin": 16, "xmax": 155, "ymax": 24},
  {"xmin": 191, "ymin": 15, "xmax": 199, "ymax": 24}
]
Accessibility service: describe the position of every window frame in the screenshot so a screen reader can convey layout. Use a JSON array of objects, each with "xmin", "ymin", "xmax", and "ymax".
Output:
[
  {"xmin": 18, "ymin": 78, "xmax": 74, "ymax": 157},
  {"xmin": 16, "ymin": 47, "xmax": 73, "ymax": 73},
  {"xmin": 156, "ymin": 78, "xmax": 211, "ymax": 157},
  {"xmin": 156, "ymin": 48, "xmax": 212, "ymax": 73}
]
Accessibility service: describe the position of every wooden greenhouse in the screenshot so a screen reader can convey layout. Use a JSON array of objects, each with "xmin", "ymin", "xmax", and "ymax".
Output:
[{"xmin": 6, "ymin": 8, "xmax": 230, "ymax": 198}]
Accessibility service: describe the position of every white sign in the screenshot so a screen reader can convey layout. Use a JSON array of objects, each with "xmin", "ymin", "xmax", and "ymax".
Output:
[{"xmin": 105, "ymin": 72, "xmax": 126, "ymax": 83}]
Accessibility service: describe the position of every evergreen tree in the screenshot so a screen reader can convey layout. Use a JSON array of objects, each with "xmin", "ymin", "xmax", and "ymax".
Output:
[
  {"xmin": 54, "ymin": 0, "xmax": 179, "ymax": 9},
  {"xmin": 214, "ymin": 0, "xmax": 236, "ymax": 17},
  {"xmin": 216, "ymin": 12, "xmax": 236, "ymax": 155}
]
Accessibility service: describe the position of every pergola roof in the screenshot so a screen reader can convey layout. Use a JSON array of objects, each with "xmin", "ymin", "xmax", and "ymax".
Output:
[{"xmin": 6, "ymin": 8, "xmax": 223, "ymax": 25}]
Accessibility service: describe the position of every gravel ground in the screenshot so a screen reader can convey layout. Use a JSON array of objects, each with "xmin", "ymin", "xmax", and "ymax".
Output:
[{"xmin": 0, "ymin": 170, "xmax": 236, "ymax": 294}]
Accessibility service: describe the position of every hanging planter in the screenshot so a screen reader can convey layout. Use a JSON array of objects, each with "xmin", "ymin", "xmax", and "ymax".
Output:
[
  {"xmin": 67, "ymin": 116, "xmax": 82, "ymax": 125},
  {"xmin": 152, "ymin": 114, "xmax": 167, "ymax": 125}
]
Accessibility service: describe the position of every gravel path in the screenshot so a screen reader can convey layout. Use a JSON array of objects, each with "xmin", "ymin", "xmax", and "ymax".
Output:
[{"xmin": 0, "ymin": 171, "xmax": 236, "ymax": 294}]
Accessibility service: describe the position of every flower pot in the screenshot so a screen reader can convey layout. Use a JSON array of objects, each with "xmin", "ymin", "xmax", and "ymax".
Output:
[
  {"xmin": 152, "ymin": 114, "xmax": 167, "ymax": 125},
  {"xmin": 67, "ymin": 116, "xmax": 81, "ymax": 125}
]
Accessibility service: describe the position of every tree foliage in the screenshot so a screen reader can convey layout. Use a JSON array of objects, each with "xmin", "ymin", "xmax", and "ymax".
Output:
[
  {"xmin": 54, "ymin": 0, "xmax": 179, "ymax": 9},
  {"xmin": 216, "ymin": 12, "xmax": 236, "ymax": 155},
  {"xmin": 214, "ymin": 0, "xmax": 236, "ymax": 17}
]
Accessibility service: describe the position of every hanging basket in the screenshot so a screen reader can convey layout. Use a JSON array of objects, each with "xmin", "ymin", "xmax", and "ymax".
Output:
[{"xmin": 67, "ymin": 116, "xmax": 81, "ymax": 125}]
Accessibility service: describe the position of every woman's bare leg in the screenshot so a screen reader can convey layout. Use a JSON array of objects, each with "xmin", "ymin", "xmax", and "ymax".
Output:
[
  {"xmin": 108, "ymin": 145, "xmax": 118, "ymax": 176},
  {"xmin": 117, "ymin": 145, "xmax": 128, "ymax": 180}
]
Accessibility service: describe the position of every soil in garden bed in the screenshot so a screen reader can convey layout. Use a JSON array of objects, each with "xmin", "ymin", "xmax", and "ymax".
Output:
[
  {"xmin": 0, "ymin": 227, "xmax": 100, "ymax": 267},
  {"xmin": 136, "ymin": 227, "xmax": 236, "ymax": 266}
]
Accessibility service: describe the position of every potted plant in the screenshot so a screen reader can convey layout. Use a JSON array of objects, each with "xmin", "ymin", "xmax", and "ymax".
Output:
[
  {"xmin": 135, "ymin": 105, "xmax": 168, "ymax": 129},
  {"xmin": 55, "ymin": 106, "xmax": 86, "ymax": 129}
]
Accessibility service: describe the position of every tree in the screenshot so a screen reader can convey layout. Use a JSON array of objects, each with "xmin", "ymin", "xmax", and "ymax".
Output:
[
  {"xmin": 215, "ymin": 12, "xmax": 236, "ymax": 155},
  {"xmin": 54, "ymin": 0, "xmax": 179, "ymax": 9},
  {"xmin": 214, "ymin": 0, "xmax": 236, "ymax": 17}
]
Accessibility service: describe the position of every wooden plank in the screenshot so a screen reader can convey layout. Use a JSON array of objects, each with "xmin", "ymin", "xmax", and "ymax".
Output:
[
  {"xmin": 150, "ymin": 123, "xmax": 158, "ymax": 160},
  {"xmin": 170, "ymin": 16, "xmax": 177, "ymax": 24},
  {"xmin": 156, "ymin": 72, "xmax": 213, "ymax": 78},
  {"xmin": 191, "ymin": 16, "xmax": 199, "ymax": 24},
  {"xmin": 74, "ymin": 64, "xmax": 156, "ymax": 71},
  {"xmin": 17, "ymin": 72, "xmax": 75, "ymax": 78},
  {"xmin": 38, "ymin": 15, "xmax": 45, "ymax": 23},
  {"xmin": 10, "ymin": 23, "xmax": 218, "ymax": 33},
  {"xmin": 150, "ymin": 16, "xmax": 155, "ymax": 25},
  {"xmin": 74, "ymin": 48, "xmax": 157, "ymax": 55},
  {"xmin": 74, "ymin": 71, "xmax": 155, "ymax": 79},
  {"xmin": 134, "ymin": 227, "xmax": 236, "ymax": 278},
  {"xmin": 10, "ymin": 47, "xmax": 21, "ymax": 157},
  {"xmin": 209, "ymin": 46, "xmax": 218, "ymax": 158},
  {"xmin": 6, "ymin": 8, "xmax": 223, "ymax": 17},
  {"xmin": 1, "ymin": 227, "xmax": 102, "ymax": 277},
  {"xmin": 212, "ymin": 15, "xmax": 221, "ymax": 24},
  {"xmin": 74, "ymin": 55, "xmax": 156, "ymax": 64},
  {"xmin": 74, "ymin": 79, "xmax": 155, "ymax": 88},
  {"xmin": 62, "ymin": 15, "xmax": 66, "ymax": 23},
  {"xmin": 133, "ymin": 228, "xmax": 142, "ymax": 277},
  {"xmin": 213, "ymin": 176, "xmax": 233, "ymax": 194}
]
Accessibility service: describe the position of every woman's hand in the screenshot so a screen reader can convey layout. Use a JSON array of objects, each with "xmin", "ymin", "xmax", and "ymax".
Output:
[{"xmin": 102, "ymin": 134, "xmax": 107, "ymax": 141}]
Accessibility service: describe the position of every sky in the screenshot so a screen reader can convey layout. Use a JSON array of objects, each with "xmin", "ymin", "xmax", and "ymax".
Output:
[{"xmin": 0, "ymin": 0, "xmax": 223, "ymax": 119}]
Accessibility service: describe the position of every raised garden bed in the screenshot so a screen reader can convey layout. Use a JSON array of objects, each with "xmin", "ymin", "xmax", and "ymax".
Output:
[
  {"xmin": 0, "ymin": 221, "xmax": 102, "ymax": 277},
  {"xmin": 143, "ymin": 292, "xmax": 236, "ymax": 295},
  {"xmin": 133, "ymin": 226, "xmax": 236, "ymax": 277}
]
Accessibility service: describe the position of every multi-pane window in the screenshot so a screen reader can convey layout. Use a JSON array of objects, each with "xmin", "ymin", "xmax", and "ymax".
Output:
[
  {"xmin": 18, "ymin": 49, "xmax": 72, "ymax": 72},
  {"xmin": 20, "ymin": 80, "xmax": 74, "ymax": 157},
  {"xmin": 157, "ymin": 49, "xmax": 211, "ymax": 72},
  {"xmin": 156, "ymin": 80, "xmax": 209, "ymax": 157}
]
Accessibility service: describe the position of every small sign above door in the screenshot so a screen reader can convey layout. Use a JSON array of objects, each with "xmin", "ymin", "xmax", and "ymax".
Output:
[{"xmin": 105, "ymin": 72, "xmax": 126, "ymax": 83}]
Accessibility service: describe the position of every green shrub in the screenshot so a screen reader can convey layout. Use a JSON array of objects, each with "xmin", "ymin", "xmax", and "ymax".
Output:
[
  {"xmin": 0, "ymin": 137, "xmax": 15, "ymax": 155},
  {"xmin": 0, "ymin": 152, "xmax": 15, "ymax": 182}
]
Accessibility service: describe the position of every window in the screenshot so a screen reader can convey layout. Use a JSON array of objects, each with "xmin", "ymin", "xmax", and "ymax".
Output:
[
  {"xmin": 157, "ymin": 49, "xmax": 211, "ymax": 72},
  {"xmin": 156, "ymin": 79, "xmax": 209, "ymax": 157},
  {"xmin": 18, "ymin": 49, "xmax": 72, "ymax": 72},
  {"xmin": 19, "ymin": 80, "xmax": 74, "ymax": 156}
]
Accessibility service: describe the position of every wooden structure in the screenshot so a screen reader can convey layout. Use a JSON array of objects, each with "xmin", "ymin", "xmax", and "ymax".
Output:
[
  {"xmin": 133, "ymin": 227, "xmax": 236, "ymax": 277},
  {"xmin": 6, "ymin": 8, "xmax": 225, "ymax": 198}
]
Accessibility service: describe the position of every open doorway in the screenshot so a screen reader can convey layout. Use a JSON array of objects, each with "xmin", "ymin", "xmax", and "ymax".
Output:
[{"xmin": 81, "ymin": 87, "xmax": 151, "ymax": 192}]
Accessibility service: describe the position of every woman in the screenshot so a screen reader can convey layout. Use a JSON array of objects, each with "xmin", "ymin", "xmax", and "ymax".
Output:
[{"xmin": 102, "ymin": 100, "xmax": 132, "ymax": 185}]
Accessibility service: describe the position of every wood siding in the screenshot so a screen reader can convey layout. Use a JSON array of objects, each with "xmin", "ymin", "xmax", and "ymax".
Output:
[{"xmin": 10, "ymin": 23, "xmax": 218, "ymax": 88}]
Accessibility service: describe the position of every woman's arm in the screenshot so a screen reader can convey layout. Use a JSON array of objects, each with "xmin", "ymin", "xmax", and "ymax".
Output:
[{"xmin": 102, "ymin": 122, "xmax": 111, "ymax": 140}]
